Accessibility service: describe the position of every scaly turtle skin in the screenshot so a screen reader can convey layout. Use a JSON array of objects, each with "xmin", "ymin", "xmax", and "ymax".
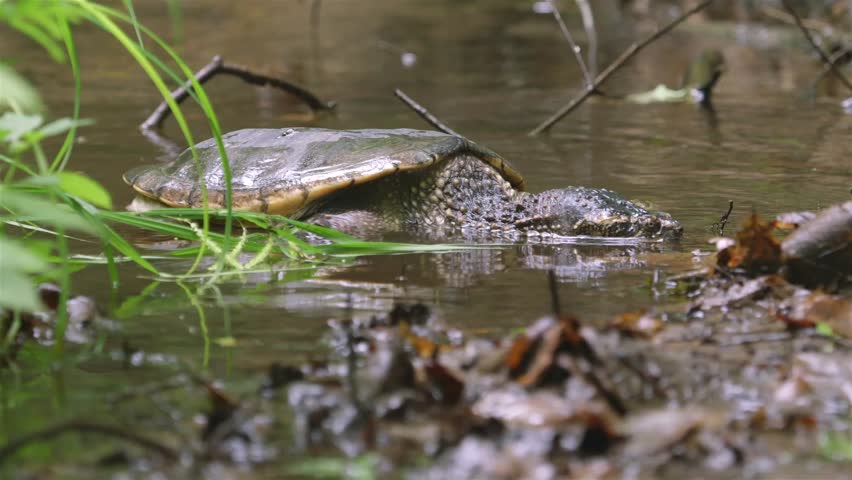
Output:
[{"xmin": 124, "ymin": 128, "xmax": 682, "ymax": 239}]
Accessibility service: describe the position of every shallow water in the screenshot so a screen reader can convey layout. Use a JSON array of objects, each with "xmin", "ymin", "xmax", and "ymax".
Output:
[{"xmin": 2, "ymin": 0, "xmax": 851, "ymax": 474}]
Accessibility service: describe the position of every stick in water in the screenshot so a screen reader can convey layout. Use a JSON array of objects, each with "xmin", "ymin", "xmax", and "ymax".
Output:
[
  {"xmin": 780, "ymin": 0, "xmax": 852, "ymax": 93},
  {"xmin": 529, "ymin": 0, "xmax": 715, "ymax": 136},
  {"xmin": 547, "ymin": 0, "xmax": 594, "ymax": 88},
  {"xmin": 141, "ymin": 56, "xmax": 335, "ymax": 131},
  {"xmin": 394, "ymin": 88, "xmax": 462, "ymax": 137}
]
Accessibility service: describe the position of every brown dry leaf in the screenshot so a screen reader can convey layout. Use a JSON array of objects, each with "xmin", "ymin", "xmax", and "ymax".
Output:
[
  {"xmin": 505, "ymin": 315, "xmax": 591, "ymax": 388},
  {"xmin": 611, "ymin": 310, "xmax": 664, "ymax": 338},
  {"xmin": 420, "ymin": 360, "xmax": 465, "ymax": 405},
  {"xmin": 718, "ymin": 213, "xmax": 782, "ymax": 274},
  {"xmin": 504, "ymin": 334, "xmax": 534, "ymax": 374},
  {"xmin": 406, "ymin": 333, "xmax": 439, "ymax": 359}
]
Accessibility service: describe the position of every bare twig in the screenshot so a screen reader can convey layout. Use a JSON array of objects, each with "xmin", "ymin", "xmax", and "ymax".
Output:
[
  {"xmin": 547, "ymin": 0, "xmax": 594, "ymax": 88},
  {"xmin": 141, "ymin": 56, "xmax": 335, "ymax": 131},
  {"xmin": 780, "ymin": 0, "xmax": 852, "ymax": 93},
  {"xmin": 394, "ymin": 88, "xmax": 462, "ymax": 137},
  {"xmin": 0, "ymin": 420, "xmax": 179, "ymax": 462},
  {"xmin": 574, "ymin": 0, "xmax": 597, "ymax": 78},
  {"xmin": 811, "ymin": 48, "xmax": 852, "ymax": 89},
  {"xmin": 717, "ymin": 200, "xmax": 734, "ymax": 235},
  {"xmin": 760, "ymin": 5, "xmax": 833, "ymax": 32},
  {"xmin": 530, "ymin": 0, "xmax": 715, "ymax": 136}
]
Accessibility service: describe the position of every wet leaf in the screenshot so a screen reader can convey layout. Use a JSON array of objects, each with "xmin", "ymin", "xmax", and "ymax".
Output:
[
  {"xmin": 57, "ymin": 171, "xmax": 113, "ymax": 209},
  {"xmin": 626, "ymin": 84, "xmax": 689, "ymax": 104},
  {"xmin": 717, "ymin": 213, "xmax": 782, "ymax": 275}
]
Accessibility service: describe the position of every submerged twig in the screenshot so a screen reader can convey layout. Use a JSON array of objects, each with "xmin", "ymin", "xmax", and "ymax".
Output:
[
  {"xmin": 717, "ymin": 200, "xmax": 734, "ymax": 235},
  {"xmin": 342, "ymin": 293, "xmax": 369, "ymax": 419},
  {"xmin": 394, "ymin": 88, "xmax": 462, "ymax": 137},
  {"xmin": 530, "ymin": 0, "xmax": 715, "ymax": 135},
  {"xmin": 548, "ymin": 269, "xmax": 561, "ymax": 317},
  {"xmin": 780, "ymin": 0, "xmax": 852, "ymax": 93},
  {"xmin": 141, "ymin": 56, "xmax": 335, "ymax": 131},
  {"xmin": 547, "ymin": 0, "xmax": 594, "ymax": 88},
  {"xmin": 0, "ymin": 420, "xmax": 179, "ymax": 462}
]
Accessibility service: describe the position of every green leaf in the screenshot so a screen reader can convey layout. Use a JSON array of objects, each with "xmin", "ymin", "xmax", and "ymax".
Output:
[
  {"xmin": 0, "ymin": 187, "xmax": 95, "ymax": 234},
  {"xmin": 0, "ymin": 111, "xmax": 42, "ymax": 143},
  {"xmin": 0, "ymin": 235, "xmax": 48, "ymax": 273},
  {"xmin": 57, "ymin": 171, "xmax": 112, "ymax": 209},
  {"xmin": 38, "ymin": 117, "xmax": 94, "ymax": 139},
  {"xmin": 816, "ymin": 322, "xmax": 835, "ymax": 337},
  {"xmin": 0, "ymin": 63, "xmax": 44, "ymax": 114},
  {"xmin": 0, "ymin": 236, "xmax": 48, "ymax": 312},
  {"xmin": 0, "ymin": 270, "xmax": 44, "ymax": 312}
]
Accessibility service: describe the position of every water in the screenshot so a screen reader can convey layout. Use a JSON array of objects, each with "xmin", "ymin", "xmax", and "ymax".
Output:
[{"xmin": 2, "ymin": 0, "xmax": 851, "ymax": 473}]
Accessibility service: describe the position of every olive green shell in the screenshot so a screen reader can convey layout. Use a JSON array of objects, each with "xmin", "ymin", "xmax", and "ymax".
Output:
[{"xmin": 124, "ymin": 128, "xmax": 525, "ymax": 215}]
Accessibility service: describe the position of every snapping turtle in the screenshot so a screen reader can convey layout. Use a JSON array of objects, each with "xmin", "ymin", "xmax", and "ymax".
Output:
[{"xmin": 125, "ymin": 128, "xmax": 681, "ymax": 239}]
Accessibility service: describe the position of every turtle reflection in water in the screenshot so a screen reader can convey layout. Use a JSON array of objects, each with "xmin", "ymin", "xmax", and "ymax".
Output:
[{"xmin": 125, "ymin": 128, "xmax": 682, "ymax": 240}]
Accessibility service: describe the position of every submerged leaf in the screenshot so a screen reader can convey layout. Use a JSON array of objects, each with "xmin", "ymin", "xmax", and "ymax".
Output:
[{"xmin": 626, "ymin": 84, "xmax": 689, "ymax": 104}]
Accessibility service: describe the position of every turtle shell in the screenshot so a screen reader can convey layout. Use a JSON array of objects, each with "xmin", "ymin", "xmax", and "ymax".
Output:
[{"xmin": 124, "ymin": 128, "xmax": 525, "ymax": 216}]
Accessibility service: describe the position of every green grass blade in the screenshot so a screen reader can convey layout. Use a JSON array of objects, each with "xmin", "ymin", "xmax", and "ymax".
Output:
[{"xmin": 50, "ymin": 16, "xmax": 82, "ymax": 173}]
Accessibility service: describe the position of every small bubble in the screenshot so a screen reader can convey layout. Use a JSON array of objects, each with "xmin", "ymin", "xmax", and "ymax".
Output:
[
  {"xmin": 401, "ymin": 52, "xmax": 417, "ymax": 68},
  {"xmin": 532, "ymin": 1, "xmax": 553, "ymax": 14}
]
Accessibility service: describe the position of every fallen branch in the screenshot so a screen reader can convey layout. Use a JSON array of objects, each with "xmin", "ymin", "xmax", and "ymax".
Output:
[
  {"xmin": 529, "ymin": 0, "xmax": 715, "ymax": 136},
  {"xmin": 0, "ymin": 419, "xmax": 179, "ymax": 463},
  {"xmin": 394, "ymin": 88, "xmax": 462, "ymax": 137},
  {"xmin": 141, "ymin": 56, "xmax": 335, "ymax": 131},
  {"xmin": 780, "ymin": 0, "xmax": 852, "ymax": 93}
]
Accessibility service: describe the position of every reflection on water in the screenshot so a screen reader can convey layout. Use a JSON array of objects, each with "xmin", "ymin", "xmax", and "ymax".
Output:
[{"xmin": 1, "ymin": 0, "xmax": 850, "ymax": 454}]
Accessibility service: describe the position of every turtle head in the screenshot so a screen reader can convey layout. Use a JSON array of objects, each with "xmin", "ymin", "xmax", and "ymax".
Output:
[{"xmin": 523, "ymin": 187, "xmax": 683, "ymax": 240}]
